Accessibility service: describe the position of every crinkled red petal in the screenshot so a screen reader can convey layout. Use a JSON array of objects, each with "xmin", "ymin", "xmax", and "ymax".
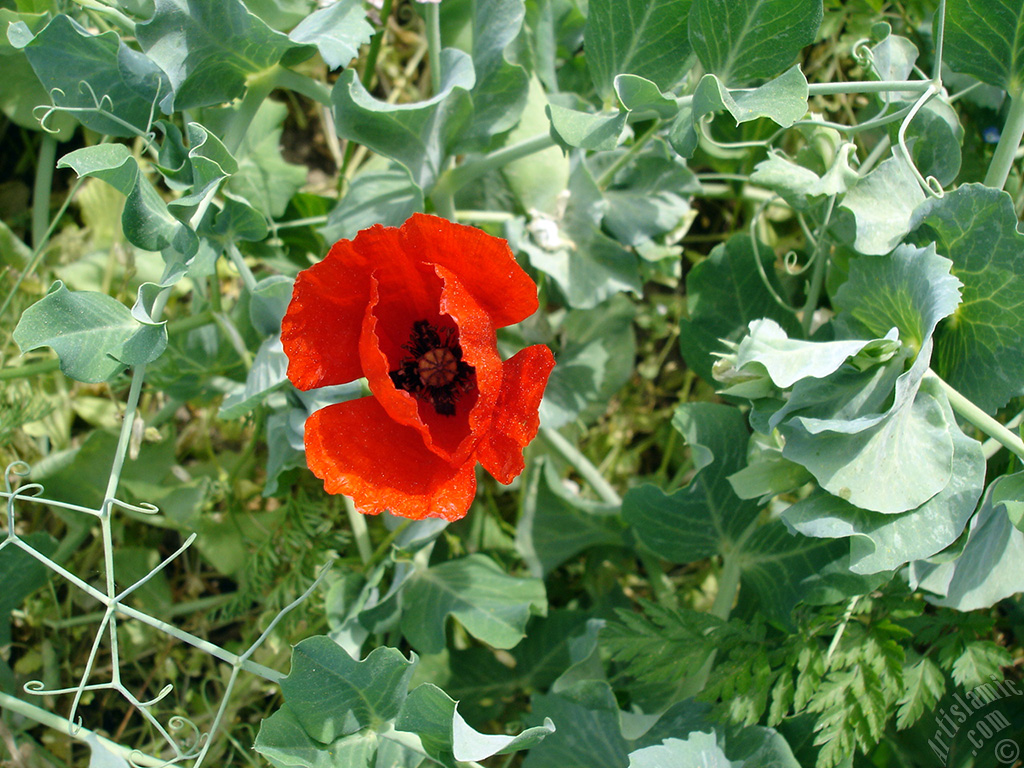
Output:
[
  {"xmin": 402, "ymin": 213, "xmax": 539, "ymax": 328},
  {"xmin": 281, "ymin": 238, "xmax": 370, "ymax": 390},
  {"xmin": 477, "ymin": 344, "xmax": 556, "ymax": 484},
  {"xmin": 304, "ymin": 397, "xmax": 478, "ymax": 521},
  {"xmin": 359, "ymin": 265, "xmax": 503, "ymax": 464}
]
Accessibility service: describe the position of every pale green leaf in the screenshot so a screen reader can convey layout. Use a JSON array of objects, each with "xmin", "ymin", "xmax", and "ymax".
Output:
[
  {"xmin": 278, "ymin": 638, "xmax": 414, "ymax": 743},
  {"xmin": 136, "ymin": 0, "xmax": 305, "ymax": 110},
  {"xmin": 834, "ymin": 243, "xmax": 962, "ymax": 355},
  {"xmin": 331, "ymin": 48, "xmax": 474, "ymax": 191},
  {"xmin": 909, "ymin": 184, "xmax": 1024, "ymax": 413},
  {"xmin": 628, "ymin": 734, "xmax": 737, "ymax": 768},
  {"xmin": 516, "ymin": 459, "xmax": 626, "ymax": 576},
  {"xmin": 912, "ymin": 471, "xmax": 1024, "ymax": 611},
  {"xmin": 670, "ymin": 67, "xmax": 808, "ymax": 157},
  {"xmin": 57, "ymin": 144, "xmax": 138, "ymax": 196},
  {"xmin": 614, "ymin": 74, "xmax": 679, "ymax": 119},
  {"xmin": 623, "ymin": 404, "xmax": 760, "ymax": 565},
  {"xmin": 538, "ymin": 295, "xmax": 637, "ymax": 428},
  {"xmin": 839, "ymin": 149, "xmax": 925, "ymax": 255},
  {"xmin": 395, "ymin": 683, "xmax": 554, "ymax": 765},
  {"xmin": 459, "ymin": 0, "xmax": 530, "ymax": 147},
  {"xmin": 942, "ymin": 0, "xmax": 1024, "ymax": 93},
  {"xmin": 584, "ymin": 0, "xmax": 694, "ymax": 100},
  {"xmin": 782, "ymin": 389, "xmax": 985, "ymax": 574},
  {"xmin": 678, "ymin": 235, "xmax": 801, "ymax": 384},
  {"xmin": 287, "ymin": 0, "xmax": 373, "ymax": 70},
  {"xmin": 321, "ymin": 165, "xmax": 424, "ymax": 243},
  {"xmin": 11, "ymin": 14, "xmax": 170, "ymax": 137},
  {"xmin": 400, "ymin": 554, "xmax": 547, "ymax": 653},
  {"xmin": 689, "ymin": 0, "xmax": 822, "ymax": 85},
  {"xmin": 13, "ymin": 281, "xmax": 167, "ymax": 382},
  {"xmin": 546, "ymin": 100, "xmax": 627, "ymax": 151}
]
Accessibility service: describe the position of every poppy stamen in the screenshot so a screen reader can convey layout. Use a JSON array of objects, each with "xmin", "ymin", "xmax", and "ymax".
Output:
[{"xmin": 390, "ymin": 320, "xmax": 475, "ymax": 416}]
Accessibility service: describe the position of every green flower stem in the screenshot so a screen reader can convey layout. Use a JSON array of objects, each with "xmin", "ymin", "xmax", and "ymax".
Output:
[
  {"xmin": 436, "ymin": 132, "xmax": 556, "ymax": 203},
  {"xmin": 274, "ymin": 66, "xmax": 333, "ymax": 107},
  {"xmin": 799, "ymin": 195, "xmax": 836, "ymax": 336},
  {"xmin": 225, "ymin": 68, "xmax": 278, "ymax": 155},
  {"xmin": 983, "ymin": 409, "xmax": 1024, "ymax": 460},
  {"xmin": 226, "ymin": 242, "xmax": 259, "ymax": 294},
  {"xmin": 68, "ymin": 0, "xmax": 135, "ymax": 33},
  {"xmin": 362, "ymin": 0, "xmax": 394, "ymax": 92},
  {"xmin": 805, "ymin": 79, "xmax": 935, "ymax": 96},
  {"xmin": 345, "ymin": 496, "xmax": 373, "ymax": 565},
  {"xmin": 540, "ymin": 427, "xmax": 621, "ymax": 505},
  {"xmin": 364, "ymin": 519, "xmax": 412, "ymax": 573},
  {"xmin": 596, "ymin": 119, "xmax": 661, "ymax": 190},
  {"xmin": 928, "ymin": 370, "xmax": 1024, "ymax": 462},
  {"xmin": 0, "ymin": 692, "xmax": 164, "ymax": 767},
  {"xmin": 31, "ymin": 134, "xmax": 57, "ymax": 251},
  {"xmin": 425, "ymin": 1, "xmax": 443, "ymax": 95},
  {"xmin": 984, "ymin": 88, "xmax": 1024, "ymax": 190}
]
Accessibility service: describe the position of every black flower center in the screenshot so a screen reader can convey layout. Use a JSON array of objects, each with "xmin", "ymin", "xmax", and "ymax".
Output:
[{"xmin": 389, "ymin": 320, "xmax": 475, "ymax": 416}]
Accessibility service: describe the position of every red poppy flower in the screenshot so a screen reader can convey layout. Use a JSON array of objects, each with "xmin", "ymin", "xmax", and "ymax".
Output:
[{"xmin": 281, "ymin": 213, "xmax": 555, "ymax": 521}]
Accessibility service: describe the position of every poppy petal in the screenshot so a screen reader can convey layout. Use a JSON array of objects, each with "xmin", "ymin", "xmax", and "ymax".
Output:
[
  {"xmin": 304, "ymin": 397, "xmax": 478, "ymax": 521},
  {"xmin": 477, "ymin": 344, "xmax": 556, "ymax": 483},
  {"xmin": 281, "ymin": 239, "xmax": 371, "ymax": 390},
  {"xmin": 403, "ymin": 213, "xmax": 539, "ymax": 328},
  {"xmin": 359, "ymin": 265, "xmax": 505, "ymax": 465}
]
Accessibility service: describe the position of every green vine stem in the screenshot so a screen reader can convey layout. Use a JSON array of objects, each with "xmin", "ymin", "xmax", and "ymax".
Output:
[
  {"xmin": 799, "ymin": 195, "xmax": 836, "ymax": 335},
  {"xmin": 345, "ymin": 496, "xmax": 373, "ymax": 565},
  {"xmin": 0, "ymin": 692, "xmax": 164, "ymax": 767},
  {"xmin": 928, "ymin": 370, "xmax": 1024, "ymax": 462},
  {"xmin": 539, "ymin": 427, "xmax": 620, "ymax": 505},
  {"xmin": 983, "ymin": 89, "xmax": 1024, "ymax": 190},
  {"xmin": 224, "ymin": 68, "xmax": 278, "ymax": 155},
  {"xmin": 425, "ymin": 1, "xmax": 443, "ymax": 96},
  {"xmin": 31, "ymin": 134, "xmax": 57, "ymax": 250}
]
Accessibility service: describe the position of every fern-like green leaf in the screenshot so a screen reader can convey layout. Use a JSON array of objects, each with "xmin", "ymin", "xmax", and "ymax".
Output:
[
  {"xmin": 950, "ymin": 640, "xmax": 1013, "ymax": 690},
  {"xmin": 896, "ymin": 655, "xmax": 945, "ymax": 730}
]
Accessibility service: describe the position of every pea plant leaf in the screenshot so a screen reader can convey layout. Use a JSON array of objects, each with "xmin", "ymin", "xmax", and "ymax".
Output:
[
  {"xmin": 322, "ymin": 165, "xmax": 424, "ymax": 243},
  {"xmin": 538, "ymin": 294, "xmax": 637, "ymax": 429},
  {"xmin": 331, "ymin": 48, "xmax": 475, "ymax": 191},
  {"xmin": 10, "ymin": 14, "xmax": 169, "ymax": 137},
  {"xmin": 517, "ymin": 459, "xmax": 626, "ymax": 576},
  {"xmin": 838, "ymin": 149, "xmax": 925, "ymax": 255},
  {"xmin": 584, "ymin": 0, "xmax": 694, "ymax": 102},
  {"xmin": 670, "ymin": 66, "xmax": 808, "ymax": 157},
  {"xmin": 396, "ymin": 684, "xmax": 555, "ymax": 765},
  {"xmin": 458, "ymin": 0, "xmax": 530, "ymax": 148},
  {"xmin": 286, "ymin": 0, "xmax": 373, "ymax": 70},
  {"xmin": 909, "ymin": 183, "xmax": 1024, "ymax": 413},
  {"xmin": 678, "ymin": 233, "xmax": 801, "ymax": 384},
  {"xmin": 13, "ymin": 281, "xmax": 167, "ymax": 382},
  {"xmin": 728, "ymin": 244, "xmax": 965, "ymax": 515},
  {"xmin": 399, "ymin": 554, "xmax": 547, "ymax": 654},
  {"xmin": 509, "ymin": 160, "xmax": 641, "ymax": 309},
  {"xmin": 781, "ymin": 387, "xmax": 985, "ymax": 574},
  {"xmin": 623, "ymin": 403, "xmax": 761, "ymax": 564},
  {"xmin": 688, "ymin": 0, "xmax": 823, "ymax": 86},
  {"xmin": 135, "ymin": 0, "xmax": 310, "ymax": 110},
  {"xmin": 911, "ymin": 471, "xmax": 1024, "ymax": 611},
  {"xmin": 941, "ymin": 0, "xmax": 1024, "ymax": 94},
  {"xmin": 255, "ymin": 636, "xmax": 553, "ymax": 768},
  {"xmin": 56, "ymin": 144, "xmax": 139, "ymax": 196}
]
